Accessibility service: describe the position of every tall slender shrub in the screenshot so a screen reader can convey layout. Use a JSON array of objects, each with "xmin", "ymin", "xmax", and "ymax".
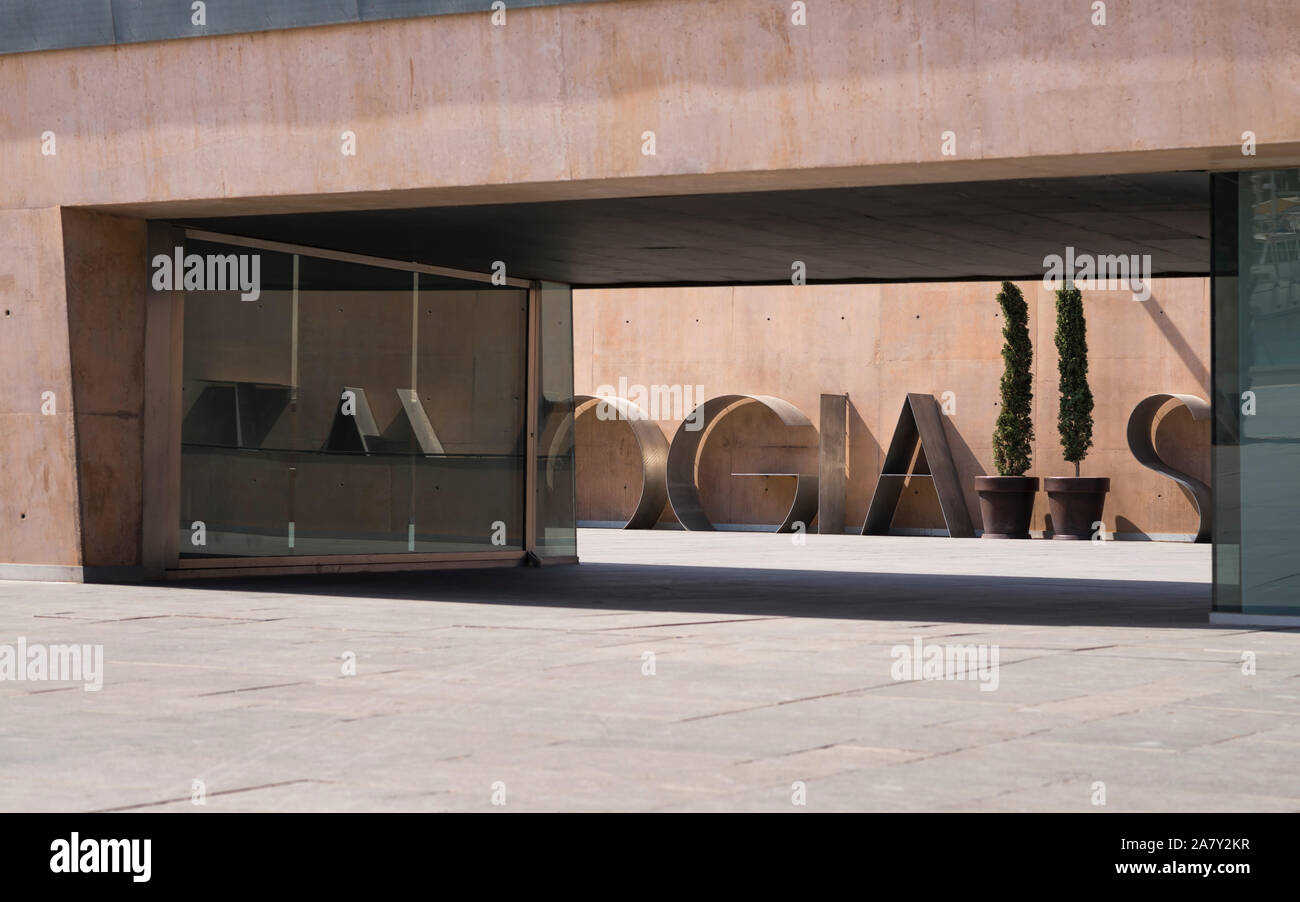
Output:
[
  {"xmin": 993, "ymin": 281, "xmax": 1034, "ymax": 477},
  {"xmin": 1054, "ymin": 287, "xmax": 1094, "ymax": 476}
]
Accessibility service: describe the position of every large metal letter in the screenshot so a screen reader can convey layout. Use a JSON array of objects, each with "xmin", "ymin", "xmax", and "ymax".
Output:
[
  {"xmin": 569, "ymin": 394, "xmax": 669, "ymax": 529},
  {"xmin": 666, "ymin": 394, "xmax": 818, "ymax": 533},
  {"xmin": 1126, "ymin": 393, "xmax": 1212, "ymax": 543},
  {"xmin": 818, "ymin": 393, "xmax": 849, "ymax": 535},
  {"xmin": 862, "ymin": 393, "xmax": 974, "ymax": 538}
]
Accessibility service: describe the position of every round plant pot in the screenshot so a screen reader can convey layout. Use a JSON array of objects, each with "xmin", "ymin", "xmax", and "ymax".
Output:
[
  {"xmin": 974, "ymin": 476, "xmax": 1039, "ymax": 539},
  {"xmin": 1044, "ymin": 476, "xmax": 1111, "ymax": 540}
]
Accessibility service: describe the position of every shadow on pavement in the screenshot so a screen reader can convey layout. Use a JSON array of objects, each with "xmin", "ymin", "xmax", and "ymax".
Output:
[{"xmin": 167, "ymin": 561, "xmax": 1214, "ymax": 629}]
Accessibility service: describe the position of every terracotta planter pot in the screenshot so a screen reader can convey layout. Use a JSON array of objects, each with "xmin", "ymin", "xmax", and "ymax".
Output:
[
  {"xmin": 1044, "ymin": 476, "xmax": 1110, "ymax": 540},
  {"xmin": 974, "ymin": 476, "xmax": 1039, "ymax": 539}
]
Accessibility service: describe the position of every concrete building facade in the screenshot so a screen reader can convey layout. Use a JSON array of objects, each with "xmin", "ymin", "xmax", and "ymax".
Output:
[{"xmin": 1, "ymin": 0, "xmax": 1298, "ymax": 621}]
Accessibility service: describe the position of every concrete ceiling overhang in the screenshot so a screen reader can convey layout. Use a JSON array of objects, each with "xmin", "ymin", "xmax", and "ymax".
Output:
[{"xmin": 180, "ymin": 171, "xmax": 1210, "ymax": 287}]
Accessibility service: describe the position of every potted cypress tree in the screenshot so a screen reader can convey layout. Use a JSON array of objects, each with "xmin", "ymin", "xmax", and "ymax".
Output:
[
  {"xmin": 1045, "ymin": 287, "xmax": 1110, "ymax": 538},
  {"xmin": 975, "ymin": 281, "xmax": 1039, "ymax": 538}
]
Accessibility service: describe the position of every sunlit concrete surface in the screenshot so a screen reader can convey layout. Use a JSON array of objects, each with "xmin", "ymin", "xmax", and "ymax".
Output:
[
  {"xmin": 5, "ymin": 0, "xmax": 1300, "ymax": 214},
  {"xmin": 1, "ymin": 529, "xmax": 1296, "ymax": 812}
]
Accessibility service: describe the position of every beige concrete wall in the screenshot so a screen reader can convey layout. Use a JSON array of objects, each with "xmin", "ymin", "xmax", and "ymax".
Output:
[
  {"xmin": 62, "ymin": 210, "xmax": 149, "ymax": 568},
  {"xmin": 574, "ymin": 278, "xmax": 1211, "ymax": 537},
  {"xmin": 0, "ymin": 0, "xmax": 1273, "ymax": 568},
  {"xmin": 0, "ymin": 208, "xmax": 83, "ymax": 567},
  {"xmin": 1, "ymin": 0, "xmax": 1297, "ymax": 217},
  {"xmin": 0, "ymin": 209, "xmax": 148, "ymax": 573}
]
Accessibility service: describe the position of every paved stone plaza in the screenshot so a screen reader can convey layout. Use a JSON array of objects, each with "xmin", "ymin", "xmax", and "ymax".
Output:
[{"xmin": 0, "ymin": 530, "xmax": 1296, "ymax": 812}]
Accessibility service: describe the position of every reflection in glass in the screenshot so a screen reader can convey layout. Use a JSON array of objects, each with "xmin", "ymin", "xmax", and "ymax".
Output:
[
  {"xmin": 535, "ymin": 281, "xmax": 578, "ymax": 559},
  {"xmin": 180, "ymin": 241, "xmax": 528, "ymax": 558}
]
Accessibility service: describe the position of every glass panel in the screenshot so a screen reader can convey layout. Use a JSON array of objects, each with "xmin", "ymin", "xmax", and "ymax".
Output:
[
  {"xmin": 535, "ymin": 281, "xmax": 578, "ymax": 559},
  {"xmin": 179, "ymin": 240, "xmax": 295, "ymax": 557},
  {"xmin": 289, "ymin": 256, "xmax": 418, "ymax": 555},
  {"xmin": 1211, "ymin": 173, "xmax": 1242, "ymax": 613},
  {"xmin": 179, "ymin": 239, "xmax": 526, "ymax": 558},
  {"xmin": 413, "ymin": 275, "xmax": 526, "ymax": 552},
  {"xmin": 1214, "ymin": 169, "xmax": 1300, "ymax": 615}
]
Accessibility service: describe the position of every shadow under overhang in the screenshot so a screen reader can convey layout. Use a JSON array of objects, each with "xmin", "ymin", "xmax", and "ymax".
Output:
[{"xmin": 175, "ymin": 171, "xmax": 1211, "ymax": 287}]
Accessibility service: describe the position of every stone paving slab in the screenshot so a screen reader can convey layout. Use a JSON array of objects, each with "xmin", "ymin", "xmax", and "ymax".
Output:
[{"xmin": 0, "ymin": 529, "xmax": 1295, "ymax": 812}]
